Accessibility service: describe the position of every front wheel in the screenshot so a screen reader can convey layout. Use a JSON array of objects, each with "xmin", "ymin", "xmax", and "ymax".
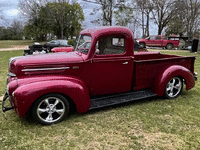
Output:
[
  {"xmin": 32, "ymin": 94, "xmax": 69, "ymax": 125},
  {"xmin": 164, "ymin": 77, "xmax": 183, "ymax": 99},
  {"xmin": 139, "ymin": 43, "xmax": 146, "ymax": 48}
]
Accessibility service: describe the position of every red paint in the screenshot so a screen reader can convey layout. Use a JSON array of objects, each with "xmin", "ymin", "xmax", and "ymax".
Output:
[
  {"xmin": 51, "ymin": 47, "xmax": 74, "ymax": 53},
  {"xmin": 6, "ymin": 26, "xmax": 196, "ymax": 118}
]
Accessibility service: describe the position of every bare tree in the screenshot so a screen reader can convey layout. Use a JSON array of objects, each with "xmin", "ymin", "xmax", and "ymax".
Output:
[
  {"xmin": 0, "ymin": 9, "xmax": 10, "ymax": 27},
  {"xmin": 135, "ymin": 0, "xmax": 153, "ymax": 37},
  {"xmin": 175, "ymin": 0, "xmax": 200, "ymax": 37},
  {"xmin": 83, "ymin": 0, "xmax": 125, "ymax": 26},
  {"xmin": 151, "ymin": 0, "xmax": 175, "ymax": 35},
  {"xmin": 11, "ymin": 19, "xmax": 24, "ymax": 35}
]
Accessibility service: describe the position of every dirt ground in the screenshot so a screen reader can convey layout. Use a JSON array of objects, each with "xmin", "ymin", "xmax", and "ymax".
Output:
[{"xmin": 0, "ymin": 46, "xmax": 29, "ymax": 51}]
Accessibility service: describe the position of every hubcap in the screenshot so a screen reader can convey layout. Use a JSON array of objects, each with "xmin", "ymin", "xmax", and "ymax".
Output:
[
  {"xmin": 166, "ymin": 77, "xmax": 182, "ymax": 98},
  {"xmin": 37, "ymin": 97, "xmax": 65, "ymax": 123}
]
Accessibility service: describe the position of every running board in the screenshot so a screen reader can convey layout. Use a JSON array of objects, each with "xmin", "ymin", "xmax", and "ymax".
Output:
[{"xmin": 89, "ymin": 89, "xmax": 157, "ymax": 110}]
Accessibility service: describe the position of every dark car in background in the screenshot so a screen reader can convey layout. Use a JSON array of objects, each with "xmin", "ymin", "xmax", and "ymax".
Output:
[
  {"xmin": 23, "ymin": 40, "xmax": 72, "ymax": 55},
  {"xmin": 43, "ymin": 40, "xmax": 71, "ymax": 52}
]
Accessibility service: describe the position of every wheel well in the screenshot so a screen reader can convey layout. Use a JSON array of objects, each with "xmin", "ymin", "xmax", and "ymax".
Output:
[
  {"xmin": 25, "ymin": 92, "xmax": 77, "ymax": 118},
  {"xmin": 140, "ymin": 42, "xmax": 145, "ymax": 45},
  {"xmin": 60, "ymin": 93, "xmax": 77, "ymax": 113},
  {"xmin": 167, "ymin": 43, "xmax": 173, "ymax": 46}
]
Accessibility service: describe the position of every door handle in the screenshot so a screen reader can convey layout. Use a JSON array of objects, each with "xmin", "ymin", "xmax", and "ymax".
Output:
[{"xmin": 122, "ymin": 62, "xmax": 128, "ymax": 65}]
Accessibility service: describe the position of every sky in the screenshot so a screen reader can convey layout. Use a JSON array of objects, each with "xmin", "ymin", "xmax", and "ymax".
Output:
[{"xmin": 0, "ymin": 0, "xmax": 157, "ymax": 38}]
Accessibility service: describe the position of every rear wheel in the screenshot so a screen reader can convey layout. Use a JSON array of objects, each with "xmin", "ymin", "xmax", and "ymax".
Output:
[
  {"xmin": 139, "ymin": 42, "xmax": 146, "ymax": 48},
  {"xmin": 166, "ymin": 44, "xmax": 173, "ymax": 50},
  {"xmin": 32, "ymin": 94, "xmax": 69, "ymax": 125},
  {"xmin": 164, "ymin": 77, "xmax": 183, "ymax": 99}
]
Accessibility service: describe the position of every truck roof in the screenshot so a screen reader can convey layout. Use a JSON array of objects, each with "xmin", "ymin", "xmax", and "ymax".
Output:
[{"xmin": 80, "ymin": 26, "xmax": 134, "ymax": 38}]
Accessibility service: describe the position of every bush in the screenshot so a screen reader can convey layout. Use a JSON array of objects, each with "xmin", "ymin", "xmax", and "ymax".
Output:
[{"xmin": 68, "ymin": 39, "xmax": 76, "ymax": 46}]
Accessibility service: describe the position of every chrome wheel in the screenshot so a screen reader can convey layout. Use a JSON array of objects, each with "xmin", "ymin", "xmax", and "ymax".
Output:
[
  {"xmin": 165, "ymin": 77, "xmax": 183, "ymax": 98},
  {"xmin": 33, "ymin": 94, "xmax": 69, "ymax": 125}
]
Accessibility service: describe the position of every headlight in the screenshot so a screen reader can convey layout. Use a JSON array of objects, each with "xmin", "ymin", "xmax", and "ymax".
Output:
[{"xmin": 12, "ymin": 92, "xmax": 15, "ymax": 97}]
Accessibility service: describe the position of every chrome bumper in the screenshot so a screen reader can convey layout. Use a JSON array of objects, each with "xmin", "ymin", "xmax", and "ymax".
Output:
[
  {"xmin": 2, "ymin": 90, "xmax": 14, "ymax": 114},
  {"xmin": 194, "ymin": 72, "xmax": 198, "ymax": 81}
]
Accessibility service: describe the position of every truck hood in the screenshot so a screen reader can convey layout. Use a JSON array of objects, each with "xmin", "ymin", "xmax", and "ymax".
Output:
[{"xmin": 9, "ymin": 52, "xmax": 84, "ymax": 76}]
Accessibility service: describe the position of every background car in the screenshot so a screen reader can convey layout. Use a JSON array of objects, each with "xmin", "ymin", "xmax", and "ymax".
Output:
[{"xmin": 43, "ymin": 40, "xmax": 71, "ymax": 52}]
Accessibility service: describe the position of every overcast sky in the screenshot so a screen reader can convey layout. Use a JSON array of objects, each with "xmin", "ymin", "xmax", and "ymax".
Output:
[{"xmin": 0, "ymin": 0, "xmax": 157, "ymax": 38}]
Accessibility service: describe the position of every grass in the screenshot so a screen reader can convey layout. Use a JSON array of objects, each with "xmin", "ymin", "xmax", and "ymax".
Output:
[
  {"xmin": 0, "ymin": 50, "xmax": 200, "ymax": 149},
  {"xmin": 0, "ymin": 40, "xmax": 47, "ymax": 49}
]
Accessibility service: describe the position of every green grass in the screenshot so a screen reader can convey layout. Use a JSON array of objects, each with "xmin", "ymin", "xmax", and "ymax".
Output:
[
  {"xmin": 0, "ymin": 40, "xmax": 34, "ymax": 49},
  {"xmin": 0, "ymin": 40, "xmax": 47, "ymax": 49},
  {"xmin": 0, "ymin": 50, "xmax": 200, "ymax": 149}
]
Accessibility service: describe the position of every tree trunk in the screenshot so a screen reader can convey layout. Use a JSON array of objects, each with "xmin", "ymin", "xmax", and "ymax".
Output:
[
  {"xmin": 142, "ymin": 11, "xmax": 145, "ymax": 37},
  {"xmin": 146, "ymin": 12, "xmax": 149, "ymax": 37}
]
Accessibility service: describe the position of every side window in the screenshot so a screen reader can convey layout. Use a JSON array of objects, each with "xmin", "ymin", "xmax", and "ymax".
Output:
[
  {"xmin": 96, "ymin": 36, "xmax": 125, "ymax": 55},
  {"xmin": 150, "ymin": 36, "xmax": 155, "ymax": 40},
  {"xmin": 156, "ymin": 36, "xmax": 161, "ymax": 40}
]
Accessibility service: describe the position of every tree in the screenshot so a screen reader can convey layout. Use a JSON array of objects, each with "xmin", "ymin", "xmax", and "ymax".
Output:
[
  {"xmin": 84, "ymin": 0, "xmax": 125, "ymax": 26},
  {"xmin": 151, "ymin": 0, "xmax": 175, "ymax": 35},
  {"xmin": 165, "ymin": 17, "xmax": 186, "ymax": 37},
  {"xmin": 114, "ymin": 7, "xmax": 134, "ymax": 26},
  {"xmin": 135, "ymin": 0, "xmax": 153, "ymax": 37},
  {"xmin": 175, "ymin": 0, "xmax": 200, "ymax": 37},
  {"xmin": 40, "ymin": 2, "xmax": 84, "ymax": 39},
  {"xmin": 20, "ymin": 0, "xmax": 84, "ymax": 40},
  {"xmin": 0, "ymin": 20, "xmax": 24, "ymax": 40}
]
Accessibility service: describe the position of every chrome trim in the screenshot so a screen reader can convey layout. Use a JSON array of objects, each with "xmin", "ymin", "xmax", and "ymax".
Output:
[
  {"xmin": 122, "ymin": 62, "xmax": 128, "ymax": 65},
  {"xmin": 8, "ymin": 56, "xmax": 22, "ymax": 69},
  {"xmin": 2, "ymin": 90, "xmax": 14, "ymax": 114},
  {"xmin": 22, "ymin": 67, "xmax": 70, "ymax": 72},
  {"xmin": 7, "ymin": 72, "xmax": 16, "ymax": 77},
  {"xmin": 72, "ymin": 66, "xmax": 79, "ymax": 69},
  {"xmin": 194, "ymin": 72, "xmax": 198, "ymax": 81},
  {"xmin": 12, "ymin": 91, "xmax": 15, "ymax": 97}
]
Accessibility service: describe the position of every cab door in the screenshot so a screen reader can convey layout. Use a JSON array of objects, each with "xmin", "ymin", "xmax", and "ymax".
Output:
[
  {"xmin": 90, "ymin": 35, "xmax": 134, "ymax": 96},
  {"xmin": 155, "ymin": 36, "xmax": 162, "ymax": 46},
  {"xmin": 146, "ymin": 36, "xmax": 156, "ymax": 46}
]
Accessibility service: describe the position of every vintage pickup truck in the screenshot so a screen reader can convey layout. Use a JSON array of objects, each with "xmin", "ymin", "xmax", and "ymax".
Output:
[
  {"xmin": 138, "ymin": 35, "xmax": 180, "ymax": 49},
  {"xmin": 2, "ymin": 26, "xmax": 197, "ymax": 125}
]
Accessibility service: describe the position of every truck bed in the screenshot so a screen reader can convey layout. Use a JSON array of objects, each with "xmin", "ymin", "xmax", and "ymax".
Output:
[{"xmin": 133, "ymin": 52, "xmax": 195, "ymax": 91}]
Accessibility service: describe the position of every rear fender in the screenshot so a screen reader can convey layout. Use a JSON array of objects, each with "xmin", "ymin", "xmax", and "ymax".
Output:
[
  {"xmin": 152, "ymin": 65, "xmax": 195, "ymax": 96},
  {"xmin": 14, "ymin": 79, "xmax": 90, "ymax": 118}
]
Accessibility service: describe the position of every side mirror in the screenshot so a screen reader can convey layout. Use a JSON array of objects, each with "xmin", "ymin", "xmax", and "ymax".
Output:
[{"xmin": 95, "ymin": 49, "xmax": 100, "ymax": 55}]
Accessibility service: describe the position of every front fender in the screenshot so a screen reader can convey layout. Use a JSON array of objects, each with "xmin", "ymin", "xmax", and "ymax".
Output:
[
  {"xmin": 14, "ymin": 78, "xmax": 90, "ymax": 118},
  {"xmin": 152, "ymin": 65, "xmax": 195, "ymax": 96}
]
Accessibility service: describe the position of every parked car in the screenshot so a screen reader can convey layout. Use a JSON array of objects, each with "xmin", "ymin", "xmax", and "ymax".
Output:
[
  {"xmin": 23, "ymin": 42, "xmax": 45, "ymax": 56},
  {"xmin": 23, "ymin": 40, "xmax": 73, "ymax": 55},
  {"xmin": 2, "ymin": 26, "xmax": 197, "ymax": 125},
  {"xmin": 43, "ymin": 40, "xmax": 71, "ymax": 52},
  {"xmin": 138, "ymin": 35, "xmax": 180, "ymax": 49}
]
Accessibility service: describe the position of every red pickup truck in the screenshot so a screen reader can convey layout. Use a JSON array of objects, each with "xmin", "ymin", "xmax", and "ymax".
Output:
[
  {"xmin": 2, "ymin": 26, "xmax": 197, "ymax": 125},
  {"xmin": 138, "ymin": 35, "xmax": 180, "ymax": 49}
]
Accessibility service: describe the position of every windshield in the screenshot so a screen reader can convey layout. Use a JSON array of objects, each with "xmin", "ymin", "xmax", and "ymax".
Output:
[{"xmin": 74, "ymin": 35, "xmax": 92, "ymax": 54}]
